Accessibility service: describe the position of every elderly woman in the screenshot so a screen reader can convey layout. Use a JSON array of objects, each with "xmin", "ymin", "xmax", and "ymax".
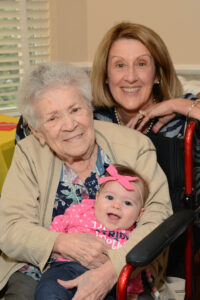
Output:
[{"xmin": 0, "ymin": 62, "xmax": 171, "ymax": 299}]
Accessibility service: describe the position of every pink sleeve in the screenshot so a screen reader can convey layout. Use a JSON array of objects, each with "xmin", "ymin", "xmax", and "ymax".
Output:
[{"xmin": 50, "ymin": 208, "xmax": 71, "ymax": 233}]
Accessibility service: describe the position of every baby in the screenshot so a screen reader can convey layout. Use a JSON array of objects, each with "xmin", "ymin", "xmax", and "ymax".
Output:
[{"xmin": 35, "ymin": 164, "xmax": 149, "ymax": 300}]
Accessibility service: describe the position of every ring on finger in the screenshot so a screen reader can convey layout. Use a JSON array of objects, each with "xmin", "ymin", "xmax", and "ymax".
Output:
[{"xmin": 139, "ymin": 110, "xmax": 146, "ymax": 117}]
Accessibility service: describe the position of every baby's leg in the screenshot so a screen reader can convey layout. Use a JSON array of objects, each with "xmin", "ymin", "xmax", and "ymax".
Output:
[{"xmin": 35, "ymin": 261, "xmax": 88, "ymax": 300}]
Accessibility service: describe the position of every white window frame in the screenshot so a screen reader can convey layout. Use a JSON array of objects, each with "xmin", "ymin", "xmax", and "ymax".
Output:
[{"xmin": 0, "ymin": 0, "xmax": 50, "ymax": 116}]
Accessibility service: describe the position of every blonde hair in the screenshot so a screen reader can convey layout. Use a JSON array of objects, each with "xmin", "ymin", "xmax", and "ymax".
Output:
[{"xmin": 91, "ymin": 22, "xmax": 183, "ymax": 108}]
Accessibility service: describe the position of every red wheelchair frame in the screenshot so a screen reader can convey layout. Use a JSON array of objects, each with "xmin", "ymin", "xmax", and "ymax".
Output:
[{"xmin": 117, "ymin": 120, "xmax": 199, "ymax": 300}]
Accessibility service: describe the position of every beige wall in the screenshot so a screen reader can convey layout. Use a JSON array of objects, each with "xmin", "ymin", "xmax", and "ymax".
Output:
[
  {"xmin": 50, "ymin": 0, "xmax": 200, "ymax": 71},
  {"xmin": 49, "ymin": 0, "xmax": 88, "ymax": 62}
]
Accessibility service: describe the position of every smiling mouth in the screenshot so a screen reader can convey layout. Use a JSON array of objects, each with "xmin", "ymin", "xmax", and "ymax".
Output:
[
  {"xmin": 107, "ymin": 213, "xmax": 120, "ymax": 222},
  {"xmin": 63, "ymin": 133, "xmax": 83, "ymax": 142},
  {"xmin": 122, "ymin": 87, "xmax": 140, "ymax": 93}
]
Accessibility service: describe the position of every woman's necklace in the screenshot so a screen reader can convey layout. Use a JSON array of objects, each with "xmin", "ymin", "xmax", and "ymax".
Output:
[
  {"xmin": 114, "ymin": 107, "xmax": 154, "ymax": 135},
  {"xmin": 114, "ymin": 107, "xmax": 121, "ymax": 125},
  {"xmin": 143, "ymin": 120, "xmax": 154, "ymax": 134}
]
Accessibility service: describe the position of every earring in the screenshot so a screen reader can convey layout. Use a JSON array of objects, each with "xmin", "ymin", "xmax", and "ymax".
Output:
[{"xmin": 154, "ymin": 80, "xmax": 160, "ymax": 85}]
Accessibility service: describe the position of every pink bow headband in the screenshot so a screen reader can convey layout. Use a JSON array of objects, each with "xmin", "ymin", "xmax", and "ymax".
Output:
[{"xmin": 99, "ymin": 165, "xmax": 138, "ymax": 191}]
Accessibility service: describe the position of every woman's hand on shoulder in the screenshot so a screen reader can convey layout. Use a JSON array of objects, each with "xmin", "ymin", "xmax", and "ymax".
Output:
[
  {"xmin": 127, "ymin": 99, "xmax": 177, "ymax": 133},
  {"xmin": 57, "ymin": 260, "xmax": 118, "ymax": 300},
  {"xmin": 53, "ymin": 232, "xmax": 110, "ymax": 269},
  {"xmin": 137, "ymin": 97, "xmax": 200, "ymax": 132}
]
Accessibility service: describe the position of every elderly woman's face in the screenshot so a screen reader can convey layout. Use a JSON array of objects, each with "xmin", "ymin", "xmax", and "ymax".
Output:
[
  {"xmin": 32, "ymin": 86, "xmax": 95, "ymax": 162},
  {"xmin": 107, "ymin": 38, "xmax": 158, "ymax": 112}
]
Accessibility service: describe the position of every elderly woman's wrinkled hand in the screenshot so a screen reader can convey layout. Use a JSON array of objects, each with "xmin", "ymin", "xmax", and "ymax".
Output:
[
  {"xmin": 53, "ymin": 232, "xmax": 110, "ymax": 269},
  {"xmin": 57, "ymin": 260, "xmax": 118, "ymax": 300}
]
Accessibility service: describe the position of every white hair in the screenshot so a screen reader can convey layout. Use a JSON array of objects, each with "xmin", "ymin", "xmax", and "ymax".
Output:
[{"xmin": 17, "ymin": 62, "xmax": 93, "ymax": 128}]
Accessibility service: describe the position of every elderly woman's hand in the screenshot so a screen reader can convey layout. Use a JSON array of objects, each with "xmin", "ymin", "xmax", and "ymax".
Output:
[
  {"xmin": 127, "ymin": 99, "xmax": 177, "ymax": 133},
  {"xmin": 57, "ymin": 260, "xmax": 118, "ymax": 300},
  {"xmin": 53, "ymin": 233, "xmax": 110, "ymax": 269}
]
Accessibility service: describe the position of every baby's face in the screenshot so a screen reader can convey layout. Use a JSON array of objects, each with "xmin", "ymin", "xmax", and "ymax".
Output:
[{"xmin": 95, "ymin": 180, "xmax": 144, "ymax": 230}]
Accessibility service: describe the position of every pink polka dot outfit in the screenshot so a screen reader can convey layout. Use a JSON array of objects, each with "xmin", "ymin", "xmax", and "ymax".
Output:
[{"xmin": 50, "ymin": 199, "xmax": 143, "ymax": 294}]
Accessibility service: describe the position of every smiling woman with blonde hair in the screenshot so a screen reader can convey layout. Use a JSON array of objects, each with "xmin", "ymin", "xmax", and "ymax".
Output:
[
  {"xmin": 91, "ymin": 22, "xmax": 183, "ymax": 109},
  {"xmin": 92, "ymin": 21, "xmax": 200, "ymax": 134}
]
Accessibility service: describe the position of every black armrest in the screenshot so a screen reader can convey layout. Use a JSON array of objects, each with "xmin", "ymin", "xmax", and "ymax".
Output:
[{"xmin": 126, "ymin": 209, "xmax": 195, "ymax": 267}]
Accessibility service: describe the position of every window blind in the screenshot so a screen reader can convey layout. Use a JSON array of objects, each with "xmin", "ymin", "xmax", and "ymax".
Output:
[{"xmin": 0, "ymin": 0, "xmax": 50, "ymax": 112}]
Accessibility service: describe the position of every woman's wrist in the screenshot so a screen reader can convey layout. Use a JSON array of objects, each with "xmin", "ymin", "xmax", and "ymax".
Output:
[
  {"xmin": 186, "ymin": 99, "xmax": 200, "ymax": 119},
  {"xmin": 52, "ymin": 233, "xmax": 67, "ymax": 254},
  {"xmin": 170, "ymin": 98, "xmax": 194, "ymax": 117},
  {"xmin": 96, "ymin": 259, "xmax": 118, "ymax": 287},
  {"xmin": 99, "ymin": 260, "xmax": 118, "ymax": 285}
]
